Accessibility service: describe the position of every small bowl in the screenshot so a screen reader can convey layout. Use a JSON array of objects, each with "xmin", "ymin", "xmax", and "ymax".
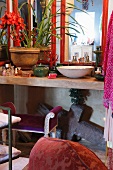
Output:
[{"xmin": 94, "ymin": 74, "xmax": 104, "ymax": 81}]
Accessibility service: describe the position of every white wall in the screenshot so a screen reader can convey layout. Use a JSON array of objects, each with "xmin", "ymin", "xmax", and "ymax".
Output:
[{"xmin": 43, "ymin": 88, "xmax": 105, "ymax": 127}]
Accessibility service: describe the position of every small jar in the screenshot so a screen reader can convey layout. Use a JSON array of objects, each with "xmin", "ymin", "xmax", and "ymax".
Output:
[
  {"xmin": 17, "ymin": 67, "xmax": 22, "ymax": 76},
  {"xmin": 5, "ymin": 63, "xmax": 11, "ymax": 69},
  {"xmin": 2, "ymin": 66, "xmax": 6, "ymax": 76},
  {"xmin": 4, "ymin": 63, "xmax": 11, "ymax": 76},
  {"xmin": 33, "ymin": 64, "xmax": 49, "ymax": 77},
  {"xmin": 11, "ymin": 66, "xmax": 15, "ymax": 76},
  {"xmin": 15, "ymin": 68, "xmax": 18, "ymax": 76}
]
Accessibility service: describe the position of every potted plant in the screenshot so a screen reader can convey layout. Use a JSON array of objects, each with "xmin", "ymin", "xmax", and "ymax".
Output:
[
  {"xmin": 0, "ymin": 9, "xmax": 40, "ymax": 69},
  {"xmin": 0, "ymin": 0, "xmax": 84, "ymax": 69}
]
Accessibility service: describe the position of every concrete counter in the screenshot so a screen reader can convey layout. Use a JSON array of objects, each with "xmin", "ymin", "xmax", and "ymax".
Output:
[{"xmin": 0, "ymin": 76, "xmax": 104, "ymax": 90}]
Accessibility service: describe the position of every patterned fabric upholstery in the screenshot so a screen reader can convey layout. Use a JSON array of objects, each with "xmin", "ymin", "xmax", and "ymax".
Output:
[
  {"xmin": 1, "ymin": 102, "xmax": 16, "ymax": 115},
  {"xmin": 28, "ymin": 137, "xmax": 107, "ymax": 170},
  {"xmin": 12, "ymin": 106, "xmax": 62, "ymax": 133}
]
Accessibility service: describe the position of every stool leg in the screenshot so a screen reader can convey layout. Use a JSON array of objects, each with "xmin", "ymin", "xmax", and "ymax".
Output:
[
  {"xmin": 51, "ymin": 127, "xmax": 56, "ymax": 138},
  {"xmin": 2, "ymin": 129, "xmax": 7, "ymax": 145}
]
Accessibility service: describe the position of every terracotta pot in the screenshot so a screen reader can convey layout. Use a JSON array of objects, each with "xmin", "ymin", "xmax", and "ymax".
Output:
[{"xmin": 9, "ymin": 47, "xmax": 40, "ymax": 70}]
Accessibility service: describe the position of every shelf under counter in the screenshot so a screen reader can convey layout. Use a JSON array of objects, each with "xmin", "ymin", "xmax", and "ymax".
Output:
[{"xmin": 0, "ymin": 75, "xmax": 104, "ymax": 90}]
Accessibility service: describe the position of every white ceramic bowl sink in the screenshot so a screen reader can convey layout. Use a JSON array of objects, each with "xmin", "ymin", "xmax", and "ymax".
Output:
[{"xmin": 57, "ymin": 66, "xmax": 94, "ymax": 78}]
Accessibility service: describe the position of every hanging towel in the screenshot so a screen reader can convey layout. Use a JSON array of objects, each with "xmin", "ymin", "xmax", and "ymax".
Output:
[
  {"xmin": 103, "ymin": 10, "xmax": 113, "ymax": 110},
  {"xmin": 103, "ymin": 10, "xmax": 113, "ymax": 144},
  {"xmin": 103, "ymin": 11, "xmax": 113, "ymax": 169}
]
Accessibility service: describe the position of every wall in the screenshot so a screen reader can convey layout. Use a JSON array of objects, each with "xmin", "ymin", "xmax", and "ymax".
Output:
[
  {"xmin": 71, "ymin": 0, "xmax": 102, "ymax": 47},
  {"xmin": 0, "ymin": 85, "xmax": 14, "ymax": 104},
  {"xmin": 13, "ymin": 86, "xmax": 105, "ymax": 128},
  {"xmin": 43, "ymin": 88, "xmax": 105, "ymax": 127}
]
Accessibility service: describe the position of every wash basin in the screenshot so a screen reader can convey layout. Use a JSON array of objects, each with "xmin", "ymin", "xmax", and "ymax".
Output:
[{"xmin": 57, "ymin": 66, "xmax": 94, "ymax": 78}]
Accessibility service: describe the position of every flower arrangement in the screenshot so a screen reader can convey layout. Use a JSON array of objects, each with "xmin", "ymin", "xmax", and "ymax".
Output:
[
  {"xmin": 0, "ymin": 11, "xmax": 26, "ymax": 46},
  {"xmin": 0, "ymin": 0, "xmax": 60, "ymax": 48},
  {"xmin": 0, "ymin": 0, "xmax": 84, "ymax": 48},
  {"xmin": 0, "ymin": 0, "xmax": 85, "ymax": 68}
]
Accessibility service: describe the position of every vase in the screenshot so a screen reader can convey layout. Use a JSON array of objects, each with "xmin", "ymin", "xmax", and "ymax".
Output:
[
  {"xmin": 9, "ymin": 47, "xmax": 40, "ymax": 70},
  {"xmin": 33, "ymin": 63, "xmax": 49, "ymax": 77}
]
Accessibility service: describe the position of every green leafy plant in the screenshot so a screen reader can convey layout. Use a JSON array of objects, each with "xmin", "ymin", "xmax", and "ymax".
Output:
[
  {"xmin": 32, "ymin": 0, "xmax": 85, "ymax": 47},
  {"xmin": 0, "ymin": 0, "xmax": 85, "ymax": 48},
  {"xmin": 17, "ymin": 0, "xmax": 61, "ymax": 48},
  {"xmin": 69, "ymin": 88, "xmax": 86, "ymax": 105}
]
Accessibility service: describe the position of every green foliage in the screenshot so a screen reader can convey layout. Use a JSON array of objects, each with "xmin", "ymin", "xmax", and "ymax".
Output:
[
  {"xmin": 69, "ymin": 88, "xmax": 86, "ymax": 105},
  {"xmin": 0, "ymin": 0, "xmax": 85, "ymax": 48},
  {"xmin": 18, "ymin": 0, "xmax": 85, "ymax": 48}
]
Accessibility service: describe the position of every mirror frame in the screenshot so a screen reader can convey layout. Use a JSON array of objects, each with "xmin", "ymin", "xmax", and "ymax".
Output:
[{"xmin": 101, "ymin": 0, "xmax": 109, "ymax": 64}]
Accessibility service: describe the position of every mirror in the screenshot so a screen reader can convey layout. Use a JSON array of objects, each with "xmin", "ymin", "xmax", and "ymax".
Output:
[
  {"xmin": 0, "ymin": 0, "xmax": 109, "ymax": 65},
  {"xmin": 0, "ymin": 0, "xmax": 6, "ymax": 17},
  {"xmin": 18, "ymin": 0, "xmax": 45, "ymax": 29},
  {"xmin": 66, "ymin": 0, "xmax": 103, "ymax": 63}
]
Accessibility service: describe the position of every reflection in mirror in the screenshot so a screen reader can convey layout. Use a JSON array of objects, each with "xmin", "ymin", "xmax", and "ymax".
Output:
[
  {"xmin": 0, "ymin": 0, "xmax": 6, "ymax": 17},
  {"xmin": 0, "ymin": 0, "xmax": 6, "ymax": 26},
  {"xmin": 18, "ymin": 0, "xmax": 28, "ymax": 26},
  {"xmin": 0, "ymin": 0, "xmax": 6, "ymax": 45},
  {"xmin": 67, "ymin": 0, "xmax": 102, "ymax": 64},
  {"xmin": 18, "ymin": 0, "xmax": 46, "ymax": 29},
  {"xmin": 33, "ymin": 0, "xmax": 47, "ymax": 26}
]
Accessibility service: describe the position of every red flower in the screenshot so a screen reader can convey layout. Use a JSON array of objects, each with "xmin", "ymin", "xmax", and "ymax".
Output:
[
  {"xmin": 0, "ymin": 11, "xmax": 26, "ymax": 45},
  {"xmin": 0, "ymin": 24, "xmax": 4, "ymax": 29}
]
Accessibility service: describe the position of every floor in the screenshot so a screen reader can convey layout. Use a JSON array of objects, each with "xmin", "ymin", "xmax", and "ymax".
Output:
[
  {"xmin": 0, "ymin": 157, "xmax": 29, "ymax": 170},
  {"xmin": 15, "ymin": 133, "xmax": 43, "ymax": 158},
  {"xmin": 17, "ymin": 133, "xmax": 107, "ymax": 167},
  {"xmin": 15, "ymin": 133, "xmax": 106, "ymax": 157},
  {"xmin": 79, "ymin": 138, "xmax": 107, "ymax": 165},
  {"xmin": 0, "ymin": 133, "xmax": 107, "ymax": 170}
]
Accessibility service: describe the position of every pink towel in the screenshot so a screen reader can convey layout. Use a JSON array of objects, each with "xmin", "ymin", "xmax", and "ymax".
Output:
[
  {"xmin": 103, "ymin": 11, "xmax": 113, "ymax": 110},
  {"xmin": 103, "ymin": 11, "xmax": 113, "ymax": 150}
]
